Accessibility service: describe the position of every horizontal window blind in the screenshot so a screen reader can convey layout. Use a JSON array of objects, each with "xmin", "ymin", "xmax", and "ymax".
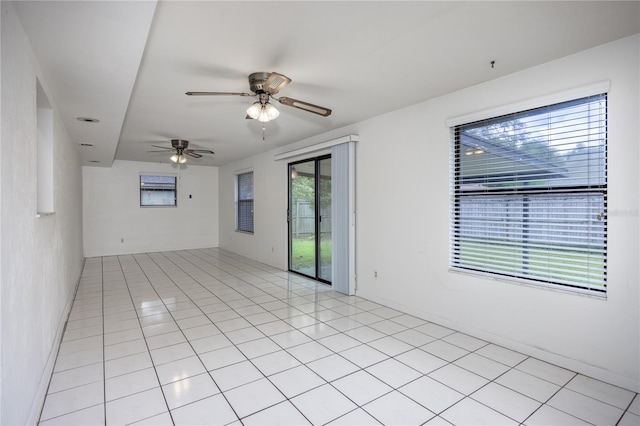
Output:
[
  {"xmin": 236, "ymin": 171, "xmax": 254, "ymax": 233},
  {"xmin": 450, "ymin": 94, "xmax": 607, "ymax": 293}
]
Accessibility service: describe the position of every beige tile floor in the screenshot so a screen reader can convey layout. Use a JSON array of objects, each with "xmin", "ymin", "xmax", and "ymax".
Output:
[{"xmin": 38, "ymin": 248, "xmax": 639, "ymax": 425}]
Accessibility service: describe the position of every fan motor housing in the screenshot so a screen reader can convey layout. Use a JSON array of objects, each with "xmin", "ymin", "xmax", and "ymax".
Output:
[
  {"xmin": 248, "ymin": 72, "xmax": 271, "ymax": 93},
  {"xmin": 171, "ymin": 139, "xmax": 189, "ymax": 149}
]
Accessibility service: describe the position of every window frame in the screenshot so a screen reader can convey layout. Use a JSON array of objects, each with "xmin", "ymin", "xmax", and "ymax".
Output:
[
  {"xmin": 139, "ymin": 174, "xmax": 177, "ymax": 207},
  {"xmin": 449, "ymin": 91, "xmax": 608, "ymax": 296},
  {"xmin": 235, "ymin": 170, "xmax": 254, "ymax": 234}
]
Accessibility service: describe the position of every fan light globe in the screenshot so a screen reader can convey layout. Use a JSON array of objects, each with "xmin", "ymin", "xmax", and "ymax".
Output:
[
  {"xmin": 264, "ymin": 103, "xmax": 279, "ymax": 121},
  {"xmin": 246, "ymin": 102, "xmax": 262, "ymax": 120},
  {"xmin": 170, "ymin": 153, "xmax": 187, "ymax": 164},
  {"xmin": 247, "ymin": 101, "xmax": 279, "ymax": 123}
]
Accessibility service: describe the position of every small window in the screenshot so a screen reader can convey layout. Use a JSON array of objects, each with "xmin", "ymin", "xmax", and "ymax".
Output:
[
  {"xmin": 140, "ymin": 175, "xmax": 177, "ymax": 207},
  {"xmin": 236, "ymin": 171, "xmax": 254, "ymax": 233},
  {"xmin": 450, "ymin": 94, "xmax": 607, "ymax": 294}
]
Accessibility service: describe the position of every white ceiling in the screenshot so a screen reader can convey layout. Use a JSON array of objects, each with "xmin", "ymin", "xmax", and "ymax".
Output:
[{"xmin": 13, "ymin": 1, "xmax": 640, "ymax": 168}]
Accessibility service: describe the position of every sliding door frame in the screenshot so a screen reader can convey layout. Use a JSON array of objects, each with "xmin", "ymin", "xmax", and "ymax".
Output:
[{"xmin": 275, "ymin": 134, "xmax": 358, "ymax": 295}]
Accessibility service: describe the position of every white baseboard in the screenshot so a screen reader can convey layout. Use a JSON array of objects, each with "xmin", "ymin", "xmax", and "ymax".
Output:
[
  {"xmin": 84, "ymin": 241, "xmax": 218, "ymax": 258},
  {"xmin": 26, "ymin": 269, "xmax": 82, "ymax": 425},
  {"xmin": 357, "ymin": 290, "xmax": 640, "ymax": 393}
]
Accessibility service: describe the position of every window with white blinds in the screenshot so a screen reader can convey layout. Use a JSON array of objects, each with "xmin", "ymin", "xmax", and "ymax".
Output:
[
  {"xmin": 450, "ymin": 94, "xmax": 607, "ymax": 294},
  {"xmin": 236, "ymin": 171, "xmax": 254, "ymax": 233}
]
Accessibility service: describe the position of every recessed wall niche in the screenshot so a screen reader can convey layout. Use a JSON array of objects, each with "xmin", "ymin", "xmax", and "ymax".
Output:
[{"xmin": 36, "ymin": 79, "xmax": 54, "ymax": 214}]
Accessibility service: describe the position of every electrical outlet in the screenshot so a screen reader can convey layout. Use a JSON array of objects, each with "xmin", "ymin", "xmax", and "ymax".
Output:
[{"xmin": 374, "ymin": 270, "xmax": 378, "ymax": 278}]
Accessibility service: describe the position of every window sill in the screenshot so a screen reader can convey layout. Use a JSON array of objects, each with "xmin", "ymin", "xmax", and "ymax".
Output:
[
  {"xmin": 448, "ymin": 267, "xmax": 607, "ymax": 300},
  {"xmin": 235, "ymin": 230, "xmax": 254, "ymax": 235}
]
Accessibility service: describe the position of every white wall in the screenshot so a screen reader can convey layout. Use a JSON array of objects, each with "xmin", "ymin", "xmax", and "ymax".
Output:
[
  {"xmin": 83, "ymin": 160, "xmax": 219, "ymax": 257},
  {"xmin": 219, "ymin": 154, "xmax": 288, "ymax": 267},
  {"xmin": 219, "ymin": 35, "xmax": 640, "ymax": 392},
  {"xmin": 1, "ymin": 3, "xmax": 85, "ymax": 424}
]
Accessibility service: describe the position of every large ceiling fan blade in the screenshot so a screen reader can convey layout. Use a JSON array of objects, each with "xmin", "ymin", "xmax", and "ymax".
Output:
[
  {"xmin": 188, "ymin": 149, "xmax": 215, "ymax": 155},
  {"xmin": 150, "ymin": 145, "xmax": 175, "ymax": 150},
  {"xmin": 185, "ymin": 151, "xmax": 203, "ymax": 158},
  {"xmin": 185, "ymin": 91, "xmax": 253, "ymax": 96},
  {"xmin": 278, "ymin": 97, "xmax": 332, "ymax": 117},
  {"xmin": 146, "ymin": 150, "xmax": 173, "ymax": 153},
  {"xmin": 263, "ymin": 72, "xmax": 291, "ymax": 94}
]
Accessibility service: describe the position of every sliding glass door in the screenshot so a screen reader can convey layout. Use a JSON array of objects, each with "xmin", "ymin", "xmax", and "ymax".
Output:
[
  {"xmin": 289, "ymin": 159, "xmax": 316, "ymax": 278},
  {"xmin": 289, "ymin": 156, "xmax": 332, "ymax": 283},
  {"xmin": 317, "ymin": 157, "xmax": 332, "ymax": 282}
]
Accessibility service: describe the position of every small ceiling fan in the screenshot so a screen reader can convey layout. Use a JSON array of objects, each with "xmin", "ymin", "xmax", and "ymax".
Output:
[
  {"xmin": 147, "ymin": 139, "xmax": 214, "ymax": 164},
  {"xmin": 186, "ymin": 71, "xmax": 332, "ymax": 122}
]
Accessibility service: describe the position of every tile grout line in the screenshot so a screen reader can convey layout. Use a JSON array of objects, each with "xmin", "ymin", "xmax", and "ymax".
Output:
[
  {"xmin": 38, "ymin": 248, "xmax": 639, "ymax": 426},
  {"xmin": 142, "ymin": 250, "xmax": 408, "ymax": 424},
  {"xmin": 616, "ymin": 395, "xmax": 639, "ymax": 426},
  {"xmin": 36, "ymin": 259, "xmax": 103, "ymax": 425},
  {"xmin": 171, "ymin": 250, "xmax": 493, "ymax": 424},
  {"xmin": 112, "ymin": 254, "xmax": 176, "ymax": 425},
  {"xmin": 155, "ymin": 251, "xmax": 319, "ymax": 424},
  {"xmin": 163, "ymin": 250, "xmax": 435, "ymax": 424},
  {"xmin": 155, "ymin": 250, "xmax": 345, "ymax": 424},
  {"xmin": 102, "ymin": 257, "xmax": 107, "ymax": 426},
  {"xmin": 136, "ymin": 251, "xmax": 245, "ymax": 423}
]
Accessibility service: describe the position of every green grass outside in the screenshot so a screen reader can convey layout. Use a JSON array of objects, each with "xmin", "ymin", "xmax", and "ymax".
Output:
[
  {"xmin": 291, "ymin": 236, "xmax": 332, "ymax": 270},
  {"xmin": 456, "ymin": 240, "xmax": 605, "ymax": 288}
]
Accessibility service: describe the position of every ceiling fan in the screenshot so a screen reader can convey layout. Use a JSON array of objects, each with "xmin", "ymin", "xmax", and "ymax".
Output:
[
  {"xmin": 147, "ymin": 139, "xmax": 214, "ymax": 164},
  {"xmin": 186, "ymin": 72, "xmax": 332, "ymax": 122}
]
